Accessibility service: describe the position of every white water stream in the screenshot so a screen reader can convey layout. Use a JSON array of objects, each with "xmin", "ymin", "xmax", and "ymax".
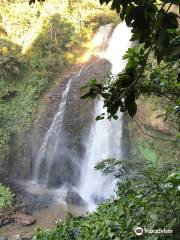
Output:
[
  {"xmin": 78, "ymin": 22, "xmax": 132, "ymax": 210},
  {"xmin": 33, "ymin": 79, "xmax": 72, "ymax": 182}
]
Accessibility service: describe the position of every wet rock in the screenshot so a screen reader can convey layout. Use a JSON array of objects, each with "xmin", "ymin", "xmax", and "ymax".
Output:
[
  {"xmin": 9, "ymin": 235, "xmax": 21, "ymax": 240},
  {"xmin": 21, "ymin": 234, "xmax": 32, "ymax": 240},
  {"xmin": 13, "ymin": 213, "xmax": 35, "ymax": 226},
  {"xmin": 0, "ymin": 217, "xmax": 12, "ymax": 227},
  {"xmin": 91, "ymin": 194, "xmax": 105, "ymax": 204},
  {"xmin": 20, "ymin": 191, "xmax": 53, "ymax": 211},
  {"xmin": 66, "ymin": 191, "xmax": 86, "ymax": 206},
  {"xmin": 0, "ymin": 237, "xmax": 8, "ymax": 240}
]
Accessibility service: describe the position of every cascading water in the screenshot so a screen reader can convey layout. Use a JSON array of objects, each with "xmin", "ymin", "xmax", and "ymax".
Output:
[
  {"xmin": 78, "ymin": 22, "xmax": 132, "ymax": 210},
  {"xmin": 32, "ymin": 64, "xmax": 90, "ymax": 188},
  {"xmin": 105, "ymin": 22, "xmax": 132, "ymax": 74},
  {"xmin": 33, "ymin": 78, "xmax": 72, "ymax": 184},
  {"xmin": 30, "ymin": 22, "xmax": 131, "ymax": 210}
]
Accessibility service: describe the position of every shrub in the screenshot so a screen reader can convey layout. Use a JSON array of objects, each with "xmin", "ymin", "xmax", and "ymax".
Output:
[
  {"xmin": 0, "ymin": 183, "xmax": 13, "ymax": 210},
  {"xmin": 33, "ymin": 163, "xmax": 180, "ymax": 240}
]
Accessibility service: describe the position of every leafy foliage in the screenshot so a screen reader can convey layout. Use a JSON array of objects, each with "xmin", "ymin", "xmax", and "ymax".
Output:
[
  {"xmin": 33, "ymin": 163, "xmax": 180, "ymax": 240},
  {"xmin": 0, "ymin": 183, "xmax": 13, "ymax": 210},
  {"xmin": 0, "ymin": 16, "xmax": 81, "ymax": 157},
  {"xmin": 81, "ymin": 0, "xmax": 180, "ymax": 130},
  {"xmin": 0, "ymin": 40, "xmax": 21, "ymax": 80}
]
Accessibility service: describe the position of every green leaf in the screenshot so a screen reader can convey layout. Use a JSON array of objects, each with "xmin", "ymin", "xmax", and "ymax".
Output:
[
  {"xmin": 164, "ymin": 13, "xmax": 179, "ymax": 29},
  {"xmin": 126, "ymin": 216, "xmax": 132, "ymax": 227},
  {"xmin": 111, "ymin": 0, "xmax": 121, "ymax": 14},
  {"xmin": 155, "ymin": 27, "xmax": 169, "ymax": 63},
  {"xmin": 96, "ymin": 115, "xmax": 104, "ymax": 121},
  {"xmin": 146, "ymin": 236, "xmax": 159, "ymax": 240},
  {"xmin": 149, "ymin": 213, "xmax": 158, "ymax": 221},
  {"xmin": 166, "ymin": 218, "xmax": 177, "ymax": 229},
  {"xmin": 109, "ymin": 102, "xmax": 120, "ymax": 115},
  {"xmin": 80, "ymin": 92, "xmax": 92, "ymax": 99},
  {"xmin": 115, "ymin": 74, "xmax": 133, "ymax": 88},
  {"xmin": 125, "ymin": 91, "xmax": 137, "ymax": 117}
]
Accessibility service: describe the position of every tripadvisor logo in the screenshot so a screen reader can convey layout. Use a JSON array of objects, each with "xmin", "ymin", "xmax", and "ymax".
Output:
[
  {"xmin": 135, "ymin": 227, "xmax": 143, "ymax": 236},
  {"xmin": 134, "ymin": 226, "xmax": 173, "ymax": 236}
]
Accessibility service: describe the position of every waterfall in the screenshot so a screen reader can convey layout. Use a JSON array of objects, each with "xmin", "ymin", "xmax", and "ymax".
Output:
[
  {"xmin": 30, "ymin": 22, "xmax": 131, "ymax": 210},
  {"xmin": 33, "ymin": 78, "xmax": 72, "ymax": 183},
  {"xmin": 105, "ymin": 22, "xmax": 132, "ymax": 75},
  {"xmin": 78, "ymin": 22, "xmax": 132, "ymax": 210}
]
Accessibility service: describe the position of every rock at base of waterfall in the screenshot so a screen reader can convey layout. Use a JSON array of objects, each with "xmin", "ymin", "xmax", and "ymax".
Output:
[
  {"xmin": 66, "ymin": 191, "xmax": 86, "ymax": 206},
  {"xmin": 0, "ymin": 237, "xmax": 8, "ymax": 240},
  {"xmin": 13, "ymin": 214, "xmax": 35, "ymax": 226},
  {"xmin": 9, "ymin": 235, "xmax": 21, "ymax": 240},
  {"xmin": 21, "ymin": 234, "xmax": 32, "ymax": 240},
  {"xmin": 91, "ymin": 194, "xmax": 105, "ymax": 204}
]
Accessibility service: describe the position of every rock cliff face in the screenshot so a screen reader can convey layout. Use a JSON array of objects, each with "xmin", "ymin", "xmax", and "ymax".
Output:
[
  {"xmin": 33, "ymin": 57, "xmax": 111, "ymax": 187},
  {"xmin": 4, "ymin": 57, "xmax": 111, "ymax": 185}
]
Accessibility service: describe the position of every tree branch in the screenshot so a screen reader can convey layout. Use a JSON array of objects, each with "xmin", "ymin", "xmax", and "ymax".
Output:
[
  {"xmin": 134, "ymin": 119, "xmax": 176, "ymax": 142},
  {"xmin": 145, "ymin": 173, "xmax": 177, "ymax": 218}
]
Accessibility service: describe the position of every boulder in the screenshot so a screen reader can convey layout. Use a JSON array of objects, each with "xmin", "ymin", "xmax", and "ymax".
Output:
[
  {"xmin": 21, "ymin": 234, "xmax": 32, "ymax": 240},
  {"xmin": 13, "ymin": 213, "xmax": 35, "ymax": 226},
  {"xmin": 66, "ymin": 191, "xmax": 86, "ymax": 206},
  {"xmin": 91, "ymin": 194, "xmax": 105, "ymax": 204},
  {"xmin": 9, "ymin": 235, "xmax": 21, "ymax": 240}
]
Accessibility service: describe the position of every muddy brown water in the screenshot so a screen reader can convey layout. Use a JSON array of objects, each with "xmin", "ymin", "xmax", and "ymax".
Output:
[
  {"xmin": 0, "ymin": 180, "xmax": 86, "ymax": 238},
  {"xmin": 0, "ymin": 203, "xmax": 85, "ymax": 238}
]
